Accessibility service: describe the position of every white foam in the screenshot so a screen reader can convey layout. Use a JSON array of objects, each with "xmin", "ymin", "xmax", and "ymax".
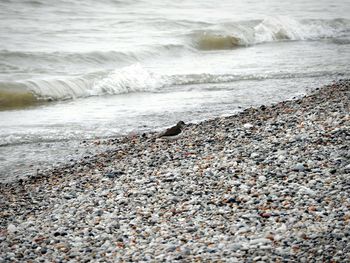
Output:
[
  {"xmin": 15, "ymin": 64, "xmax": 166, "ymax": 101},
  {"xmin": 194, "ymin": 17, "xmax": 350, "ymax": 49},
  {"xmin": 90, "ymin": 63, "xmax": 165, "ymax": 96},
  {"xmin": 254, "ymin": 16, "xmax": 307, "ymax": 43},
  {"xmin": 253, "ymin": 16, "xmax": 350, "ymax": 43}
]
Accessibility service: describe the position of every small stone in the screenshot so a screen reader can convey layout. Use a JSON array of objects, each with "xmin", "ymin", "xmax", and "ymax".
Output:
[
  {"xmin": 105, "ymin": 170, "xmax": 124, "ymax": 178},
  {"xmin": 243, "ymin": 123, "xmax": 254, "ymax": 129},
  {"xmin": 249, "ymin": 238, "xmax": 271, "ymax": 245},
  {"xmin": 329, "ymin": 169, "xmax": 337, "ymax": 174},
  {"xmin": 166, "ymin": 246, "xmax": 177, "ymax": 252},
  {"xmin": 258, "ymin": 175, "xmax": 266, "ymax": 182},
  {"xmin": 259, "ymin": 213, "xmax": 271, "ymax": 218},
  {"xmin": 7, "ymin": 224, "xmax": 17, "ymax": 233},
  {"xmin": 226, "ymin": 197, "xmax": 239, "ymax": 204},
  {"xmin": 251, "ymin": 152, "xmax": 259, "ymax": 158},
  {"xmin": 293, "ymin": 163, "xmax": 305, "ymax": 172}
]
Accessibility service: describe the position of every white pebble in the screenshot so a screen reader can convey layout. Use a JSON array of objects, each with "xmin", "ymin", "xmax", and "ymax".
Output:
[
  {"xmin": 7, "ymin": 224, "xmax": 17, "ymax": 233},
  {"xmin": 258, "ymin": 175, "xmax": 266, "ymax": 182}
]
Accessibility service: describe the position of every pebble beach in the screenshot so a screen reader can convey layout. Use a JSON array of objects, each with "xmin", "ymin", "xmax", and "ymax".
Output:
[{"xmin": 1, "ymin": 80, "xmax": 349, "ymax": 262}]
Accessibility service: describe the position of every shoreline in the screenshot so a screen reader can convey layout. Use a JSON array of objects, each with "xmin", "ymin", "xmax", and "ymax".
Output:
[{"xmin": 1, "ymin": 80, "xmax": 349, "ymax": 261}]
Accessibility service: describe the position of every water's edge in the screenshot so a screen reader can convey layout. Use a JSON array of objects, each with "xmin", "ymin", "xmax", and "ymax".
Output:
[{"xmin": 1, "ymin": 79, "xmax": 342, "ymax": 185}]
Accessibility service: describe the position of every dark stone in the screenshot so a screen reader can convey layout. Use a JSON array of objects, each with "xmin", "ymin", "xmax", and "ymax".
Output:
[
  {"xmin": 105, "ymin": 170, "xmax": 124, "ymax": 178},
  {"xmin": 259, "ymin": 213, "xmax": 271, "ymax": 218},
  {"xmin": 226, "ymin": 197, "xmax": 240, "ymax": 204},
  {"xmin": 95, "ymin": 210, "xmax": 103, "ymax": 216},
  {"xmin": 163, "ymin": 177, "xmax": 175, "ymax": 183}
]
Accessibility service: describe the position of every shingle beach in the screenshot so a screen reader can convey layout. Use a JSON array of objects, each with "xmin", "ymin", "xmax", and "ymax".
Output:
[{"xmin": 1, "ymin": 80, "xmax": 349, "ymax": 262}]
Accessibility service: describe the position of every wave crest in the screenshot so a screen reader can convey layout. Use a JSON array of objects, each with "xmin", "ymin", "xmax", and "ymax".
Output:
[
  {"xmin": 0, "ymin": 64, "xmax": 166, "ymax": 109},
  {"xmin": 91, "ymin": 64, "xmax": 165, "ymax": 95},
  {"xmin": 193, "ymin": 17, "xmax": 350, "ymax": 50}
]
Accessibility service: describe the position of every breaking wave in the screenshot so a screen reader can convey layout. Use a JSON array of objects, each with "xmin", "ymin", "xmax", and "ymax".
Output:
[
  {"xmin": 0, "ymin": 64, "xmax": 166, "ymax": 109},
  {"xmin": 0, "ymin": 62, "xmax": 346, "ymax": 110},
  {"xmin": 193, "ymin": 17, "xmax": 350, "ymax": 50},
  {"xmin": 0, "ymin": 88, "xmax": 38, "ymax": 110}
]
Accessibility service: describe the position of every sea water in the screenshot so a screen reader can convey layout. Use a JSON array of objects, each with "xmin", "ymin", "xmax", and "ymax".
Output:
[{"xmin": 0, "ymin": 0, "xmax": 350, "ymax": 181}]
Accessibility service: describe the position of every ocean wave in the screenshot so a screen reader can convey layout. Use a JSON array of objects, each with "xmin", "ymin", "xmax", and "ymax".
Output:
[
  {"xmin": 0, "ymin": 44, "xmax": 188, "ymax": 72},
  {"xmin": 1, "ymin": 17, "xmax": 348, "ymax": 72},
  {"xmin": 0, "ymin": 64, "xmax": 166, "ymax": 109},
  {"xmin": 193, "ymin": 17, "xmax": 350, "ymax": 50},
  {"xmin": 195, "ymin": 35, "xmax": 242, "ymax": 50},
  {"xmin": 1, "ymin": 62, "xmax": 346, "ymax": 110},
  {"xmin": 90, "ymin": 64, "xmax": 165, "ymax": 95},
  {"xmin": 0, "ymin": 50, "xmax": 134, "ymax": 67},
  {"xmin": 0, "ymin": 88, "xmax": 38, "ymax": 110}
]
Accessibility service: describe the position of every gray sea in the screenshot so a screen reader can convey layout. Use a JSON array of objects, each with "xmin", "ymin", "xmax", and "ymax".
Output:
[{"xmin": 0, "ymin": 0, "xmax": 350, "ymax": 182}]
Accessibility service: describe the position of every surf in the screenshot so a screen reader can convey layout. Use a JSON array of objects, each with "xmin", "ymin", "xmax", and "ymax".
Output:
[{"xmin": 192, "ymin": 17, "xmax": 350, "ymax": 50}]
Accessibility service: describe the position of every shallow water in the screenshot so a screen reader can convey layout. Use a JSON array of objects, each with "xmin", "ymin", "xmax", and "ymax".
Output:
[{"xmin": 0, "ymin": 0, "xmax": 350, "ymax": 181}]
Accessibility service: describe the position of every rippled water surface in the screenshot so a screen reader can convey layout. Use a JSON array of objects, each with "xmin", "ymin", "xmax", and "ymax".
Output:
[{"xmin": 1, "ymin": 0, "xmax": 350, "ymax": 181}]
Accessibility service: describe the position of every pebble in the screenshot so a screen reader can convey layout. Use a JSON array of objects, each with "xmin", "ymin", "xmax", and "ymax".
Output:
[
  {"xmin": 243, "ymin": 123, "xmax": 254, "ymax": 129},
  {"xmin": 293, "ymin": 163, "xmax": 305, "ymax": 172},
  {"xmin": 7, "ymin": 224, "xmax": 17, "ymax": 233},
  {"xmin": 0, "ymin": 80, "xmax": 350, "ymax": 262},
  {"xmin": 258, "ymin": 175, "xmax": 266, "ymax": 182}
]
